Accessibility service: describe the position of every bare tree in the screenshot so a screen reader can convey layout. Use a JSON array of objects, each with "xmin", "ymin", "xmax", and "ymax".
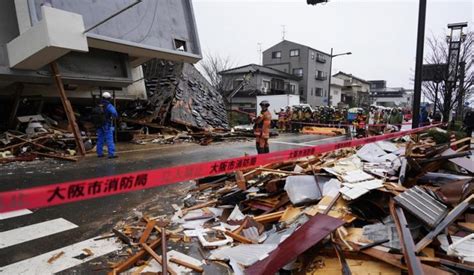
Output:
[
  {"xmin": 197, "ymin": 53, "xmax": 235, "ymax": 94},
  {"xmin": 422, "ymin": 30, "xmax": 474, "ymax": 122}
]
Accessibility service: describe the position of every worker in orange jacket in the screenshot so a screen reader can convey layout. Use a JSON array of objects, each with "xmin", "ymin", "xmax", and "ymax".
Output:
[{"xmin": 254, "ymin": 100, "xmax": 272, "ymax": 154}]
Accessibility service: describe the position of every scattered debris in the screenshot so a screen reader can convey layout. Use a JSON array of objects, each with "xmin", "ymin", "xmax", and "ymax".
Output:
[
  {"xmin": 47, "ymin": 251, "xmax": 65, "ymax": 264},
  {"xmin": 103, "ymin": 128, "xmax": 472, "ymax": 274}
]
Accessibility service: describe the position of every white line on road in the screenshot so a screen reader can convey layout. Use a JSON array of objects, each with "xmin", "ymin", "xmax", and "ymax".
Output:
[
  {"xmin": 0, "ymin": 236, "xmax": 122, "ymax": 274},
  {"xmin": 271, "ymin": 136, "xmax": 347, "ymax": 147},
  {"xmin": 270, "ymin": 141, "xmax": 311, "ymax": 147},
  {"xmin": 302, "ymin": 136, "xmax": 347, "ymax": 144},
  {"xmin": 0, "ymin": 209, "xmax": 32, "ymax": 220},
  {"xmin": 0, "ymin": 218, "xmax": 78, "ymax": 249}
]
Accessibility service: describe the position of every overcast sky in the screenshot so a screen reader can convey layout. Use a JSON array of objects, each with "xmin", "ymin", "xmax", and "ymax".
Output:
[{"xmin": 192, "ymin": 0, "xmax": 473, "ymax": 88}]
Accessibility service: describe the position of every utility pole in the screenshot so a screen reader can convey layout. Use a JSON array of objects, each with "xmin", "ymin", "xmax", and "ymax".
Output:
[
  {"xmin": 327, "ymin": 49, "xmax": 352, "ymax": 106},
  {"xmin": 411, "ymin": 0, "xmax": 427, "ymax": 129}
]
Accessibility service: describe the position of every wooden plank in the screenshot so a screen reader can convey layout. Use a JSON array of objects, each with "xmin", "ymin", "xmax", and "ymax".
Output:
[
  {"xmin": 8, "ymin": 84, "xmax": 23, "ymax": 128},
  {"xmin": 415, "ymin": 194, "xmax": 474, "ymax": 252},
  {"xmin": 169, "ymin": 257, "xmax": 204, "ymax": 273},
  {"xmin": 235, "ymin": 171, "xmax": 247, "ymax": 190},
  {"xmin": 138, "ymin": 219, "xmax": 157, "ymax": 244},
  {"xmin": 1, "ymin": 135, "xmax": 50, "ymax": 152},
  {"xmin": 161, "ymin": 228, "xmax": 169, "ymax": 275},
  {"xmin": 50, "ymin": 62, "xmax": 86, "ymax": 156},
  {"xmin": 141, "ymin": 243, "xmax": 177, "ymax": 275},
  {"xmin": 223, "ymin": 229, "xmax": 256, "ymax": 244},
  {"xmin": 112, "ymin": 238, "xmax": 161, "ymax": 274},
  {"xmin": 181, "ymin": 200, "xmax": 217, "ymax": 215},
  {"xmin": 389, "ymin": 200, "xmax": 423, "ymax": 275}
]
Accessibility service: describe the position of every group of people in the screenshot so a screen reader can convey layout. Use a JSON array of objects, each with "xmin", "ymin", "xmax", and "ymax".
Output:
[{"xmin": 272, "ymin": 105, "xmax": 409, "ymax": 135}]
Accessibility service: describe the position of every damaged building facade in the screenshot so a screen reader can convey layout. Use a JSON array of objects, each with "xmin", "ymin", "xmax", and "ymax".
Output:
[
  {"xmin": 0, "ymin": 0, "xmax": 202, "ymax": 131},
  {"xmin": 219, "ymin": 64, "xmax": 300, "ymax": 112}
]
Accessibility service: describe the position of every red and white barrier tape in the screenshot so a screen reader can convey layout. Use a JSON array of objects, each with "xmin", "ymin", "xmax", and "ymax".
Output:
[
  {"xmin": 289, "ymin": 121, "xmax": 432, "ymax": 128},
  {"xmin": 0, "ymin": 124, "xmax": 440, "ymax": 213}
]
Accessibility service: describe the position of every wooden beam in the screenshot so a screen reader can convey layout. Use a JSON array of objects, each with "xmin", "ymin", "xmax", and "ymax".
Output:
[
  {"xmin": 389, "ymin": 200, "xmax": 424, "ymax": 275},
  {"xmin": 415, "ymin": 194, "xmax": 474, "ymax": 252},
  {"xmin": 50, "ymin": 62, "xmax": 86, "ymax": 156},
  {"xmin": 169, "ymin": 257, "xmax": 204, "ymax": 273},
  {"xmin": 161, "ymin": 228, "xmax": 168, "ymax": 275},
  {"xmin": 141, "ymin": 243, "xmax": 177, "ymax": 275},
  {"xmin": 111, "ymin": 238, "xmax": 161, "ymax": 274},
  {"xmin": 138, "ymin": 219, "xmax": 157, "ymax": 244},
  {"xmin": 8, "ymin": 84, "xmax": 23, "ymax": 129},
  {"xmin": 223, "ymin": 229, "xmax": 256, "ymax": 244}
]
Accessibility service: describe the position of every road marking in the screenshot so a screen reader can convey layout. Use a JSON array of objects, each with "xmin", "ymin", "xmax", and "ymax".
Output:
[
  {"xmin": 302, "ymin": 136, "xmax": 347, "ymax": 144},
  {"xmin": 270, "ymin": 141, "xmax": 312, "ymax": 147},
  {"xmin": 0, "ymin": 218, "xmax": 78, "ymax": 249},
  {"xmin": 272, "ymin": 136, "xmax": 347, "ymax": 147},
  {"xmin": 0, "ymin": 236, "xmax": 122, "ymax": 274},
  {"xmin": 0, "ymin": 209, "xmax": 32, "ymax": 220}
]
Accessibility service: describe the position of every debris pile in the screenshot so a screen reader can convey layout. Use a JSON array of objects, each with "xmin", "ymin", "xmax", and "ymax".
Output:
[
  {"xmin": 0, "ymin": 114, "xmax": 90, "ymax": 163},
  {"xmin": 120, "ymin": 59, "xmax": 235, "ymax": 145},
  {"xmin": 105, "ymin": 129, "xmax": 473, "ymax": 274}
]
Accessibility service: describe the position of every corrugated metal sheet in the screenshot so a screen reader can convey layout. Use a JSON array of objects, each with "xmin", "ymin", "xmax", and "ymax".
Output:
[{"xmin": 394, "ymin": 186, "xmax": 448, "ymax": 228}]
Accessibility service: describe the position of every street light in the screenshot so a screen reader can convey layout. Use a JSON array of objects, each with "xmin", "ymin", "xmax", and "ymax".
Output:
[{"xmin": 327, "ymin": 48, "xmax": 352, "ymax": 106}]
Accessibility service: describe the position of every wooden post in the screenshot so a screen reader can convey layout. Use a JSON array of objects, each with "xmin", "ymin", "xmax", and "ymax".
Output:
[
  {"xmin": 8, "ymin": 83, "xmax": 24, "ymax": 129},
  {"xmin": 50, "ymin": 62, "xmax": 86, "ymax": 156}
]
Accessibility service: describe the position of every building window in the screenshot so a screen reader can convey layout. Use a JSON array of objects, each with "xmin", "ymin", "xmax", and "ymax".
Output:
[
  {"xmin": 290, "ymin": 84, "xmax": 296, "ymax": 93},
  {"xmin": 293, "ymin": 68, "xmax": 303, "ymax": 77},
  {"xmin": 272, "ymin": 51, "xmax": 282, "ymax": 59},
  {"xmin": 174, "ymin": 39, "xmax": 187, "ymax": 51},
  {"xmin": 316, "ymin": 71, "xmax": 328, "ymax": 80},
  {"xmin": 311, "ymin": 52, "xmax": 315, "ymax": 60},
  {"xmin": 262, "ymin": 81, "xmax": 270, "ymax": 93},
  {"xmin": 316, "ymin": 53, "xmax": 326, "ymax": 63},
  {"xmin": 299, "ymin": 87, "xmax": 304, "ymax": 95},
  {"xmin": 290, "ymin": 49, "xmax": 300, "ymax": 57},
  {"xmin": 315, "ymin": 88, "xmax": 322, "ymax": 96}
]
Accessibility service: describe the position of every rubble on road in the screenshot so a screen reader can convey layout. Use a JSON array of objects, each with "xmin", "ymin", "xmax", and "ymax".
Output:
[
  {"xmin": 104, "ymin": 129, "xmax": 473, "ymax": 274},
  {"xmin": 0, "ymin": 129, "xmax": 86, "ymax": 164}
]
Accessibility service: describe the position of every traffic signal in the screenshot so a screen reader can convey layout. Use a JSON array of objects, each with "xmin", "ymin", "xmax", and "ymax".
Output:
[{"xmin": 307, "ymin": 0, "xmax": 328, "ymax": 5}]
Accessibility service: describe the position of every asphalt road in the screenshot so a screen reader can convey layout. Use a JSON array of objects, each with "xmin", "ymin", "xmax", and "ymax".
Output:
[{"xmin": 0, "ymin": 133, "xmax": 347, "ymax": 274}]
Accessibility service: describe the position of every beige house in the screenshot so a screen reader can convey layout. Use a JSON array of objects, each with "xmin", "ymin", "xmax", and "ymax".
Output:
[
  {"xmin": 333, "ymin": 71, "xmax": 370, "ymax": 107},
  {"xmin": 329, "ymin": 76, "xmax": 344, "ymax": 107}
]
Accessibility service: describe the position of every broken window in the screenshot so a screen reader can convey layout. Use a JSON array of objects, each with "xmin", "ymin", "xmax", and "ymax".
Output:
[
  {"xmin": 174, "ymin": 39, "xmax": 187, "ymax": 52},
  {"xmin": 272, "ymin": 51, "xmax": 282, "ymax": 59},
  {"xmin": 290, "ymin": 49, "xmax": 300, "ymax": 57}
]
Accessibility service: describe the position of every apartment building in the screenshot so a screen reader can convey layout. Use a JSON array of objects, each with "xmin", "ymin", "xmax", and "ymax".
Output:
[{"xmin": 262, "ymin": 40, "xmax": 331, "ymax": 107}]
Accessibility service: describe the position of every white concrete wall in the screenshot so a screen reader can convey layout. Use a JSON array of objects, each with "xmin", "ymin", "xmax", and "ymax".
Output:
[{"xmin": 7, "ymin": 6, "xmax": 88, "ymax": 70}]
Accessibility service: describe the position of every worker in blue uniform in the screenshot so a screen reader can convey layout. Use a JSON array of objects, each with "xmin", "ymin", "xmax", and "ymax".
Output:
[{"xmin": 96, "ymin": 92, "xmax": 118, "ymax": 158}]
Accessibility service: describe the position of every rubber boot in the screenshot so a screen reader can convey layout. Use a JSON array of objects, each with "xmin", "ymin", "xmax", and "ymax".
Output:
[
  {"xmin": 264, "ymin": 146, "xmax": 270, "ymax": 154},
  {"xmin": 256, "ymin": 143, "xmax": 262, "ymax": 154}
]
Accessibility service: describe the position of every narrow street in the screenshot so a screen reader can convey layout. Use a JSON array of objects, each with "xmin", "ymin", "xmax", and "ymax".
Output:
[{"xmin": 0, "ymin": 134, "xmax": 346, "ymax": 273}]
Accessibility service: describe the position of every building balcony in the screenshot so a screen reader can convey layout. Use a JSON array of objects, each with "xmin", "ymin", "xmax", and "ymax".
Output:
[
  {"xmin": 315, "ymin": 75, "xmax": 328, "ymax": 81},
  {"xmin": 316, "ymin": 54, "xmax": 326, "ymax": 63}
]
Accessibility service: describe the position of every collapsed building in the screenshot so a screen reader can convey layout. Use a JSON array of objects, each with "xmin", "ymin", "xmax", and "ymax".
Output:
[{"xmin": 0, "ymin": 0, "xmax": 230, "ymax": 162}]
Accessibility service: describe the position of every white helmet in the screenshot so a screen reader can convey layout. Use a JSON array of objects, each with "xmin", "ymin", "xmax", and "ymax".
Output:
[{"xmin": 102, "ymin": 92, "xmax": 112, "ymax": 99}]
